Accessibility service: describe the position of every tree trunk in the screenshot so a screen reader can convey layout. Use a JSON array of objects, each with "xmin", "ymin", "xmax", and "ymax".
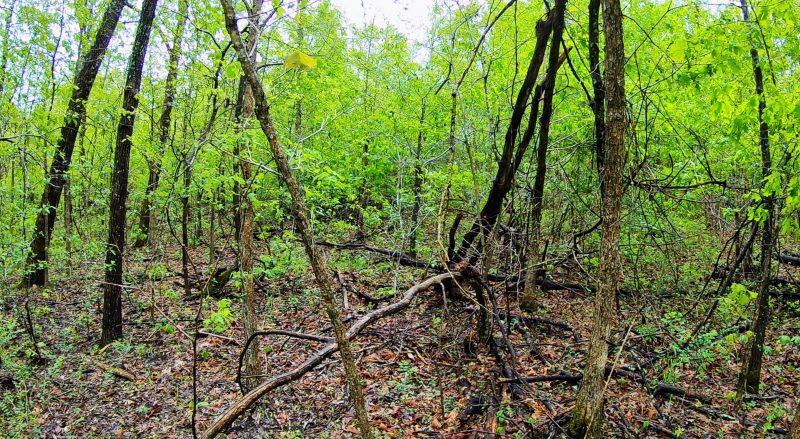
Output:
[
  {"xmin": 521, "ymin": 0, "xmax": 567, "ymax": 313},
  {"xmin": 0, "ymin": 0, "xmax": 16, "ymax": 98},
  {"xmin": 232, "ymin": 0, "xmax": 265, "ymax": 390},
  {"xmin": 220, "ymin": 1, "xmax": 372, "ymax": 436},
  {"xmin": 588, "ymin": 0, "xmax": 606, "ymax": 180},
  {"xmin": 736, "ymin": 0, "xmax": 775, "ymax": 396},
  {"xmin": 101, "ymin": 0, "xmax": 157, "ymax": 346},
  {"xmin": 181, "ymin": 154, "xmax": 190, "ymax": 299},
  {"xmin": 569, "ymin": 0, "xmax": 626, "ymax": 434},
  {"xmin": 63, "ymin": 178, "xmax": 72, "ymax": 257},
  {"xmin": 133, "ymin": 0, "xmax": 188, "ymax": 249},
  {"xmin": 409, "ymin": 99, "xmax": 426, "ymax": 257},
  {"xmin": 789, "ymin": 390, "xmax": 800, "ymax": 439},
  {"xmin": 24, "ymin": 0, "xmax": 127, "ymax": 287},
  {"xmin": 453, "ymin": 9, "xmax": 555, "ymax": 262}
]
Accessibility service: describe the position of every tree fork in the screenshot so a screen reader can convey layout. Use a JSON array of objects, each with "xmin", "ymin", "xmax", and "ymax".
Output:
[
  {"xmin": 453, "ymin": 8, "xmax": 555, "ymax": 262},
  {"xmin": 522, "ymin": 0, "xmax": 567, "ymax": 313}
]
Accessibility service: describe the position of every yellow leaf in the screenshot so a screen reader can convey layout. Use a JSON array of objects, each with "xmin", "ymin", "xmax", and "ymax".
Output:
[{"xmin": 284, "ymin": 51, "xmax": 317, "ymax": 69}]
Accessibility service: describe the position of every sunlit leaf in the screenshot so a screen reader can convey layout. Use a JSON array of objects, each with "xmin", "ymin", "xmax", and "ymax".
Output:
[{"xmin": 284, "ymin": 51, "xmax": 317, "ymax": 69}]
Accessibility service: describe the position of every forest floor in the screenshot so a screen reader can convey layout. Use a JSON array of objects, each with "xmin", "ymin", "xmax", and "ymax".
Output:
[{"xmin": 1, "ymin": 241, "xmax": 799, "ymax": 438}]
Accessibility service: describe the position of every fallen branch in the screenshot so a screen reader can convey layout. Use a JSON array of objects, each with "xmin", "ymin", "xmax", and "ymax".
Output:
[
  {"xmin": 197, "ymin": 330, "xmax": 242, "ymax": 346},
  {"xmin": 653, "ymin": 383, "xmax": 711, "ymax": 403},
  {"xmin": 202, "ymin": 272, "xmax": 463, "ymax": 438},
  {"xmin": 775, "ymin": 252, "xmax": 800, "ymax": 267},
  {"xmin": 317, "ymin": 241, "xmax": 440, "ymax": 270},
  {"xmin": 502, "ymin": 368, "xmax": 712, "ymax": 404},
  {"xmin": 95, "ymin": 361, "xmax": 137, "ymax": 381},
  {"xmin": 334, "ymin": 271, "xmax": 391, "ymax": 305},
  {"xmin": 235, "ymin": 329, "xmax": 335, "ymax": 394}
]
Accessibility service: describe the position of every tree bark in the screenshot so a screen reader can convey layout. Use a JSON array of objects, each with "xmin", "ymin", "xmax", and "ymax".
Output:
[
  {"xmin": 736, "ymin": 0, "xmax": 776, "ymax": 396},
  {"xmin": 569, "ymin": 0, "xmax": 626, "ymax": 435},
  {"xmin": 789, "ymin": 389, "xmax": 800, "ymax": 439},
  {"xmin": 24, "ymin": 0, "xmax": 127, "ymax": 287},
  {"xmin": 521, "ymin": 0, "xmax": 567, "ymax": 313},
  {"xmin": 219, "ymin": 1, "xmax": 372, "ymax": 437},
  {"xmin": 100, "ymin": 0, "xmax": 157, "ymax": 346},
  {"xmin": 133, "ymin": 0, "xmax": 188, "ymax": 248},
  {"xmin": 232, "ymin": 0, "xmax": 265, "ymax": 390}
]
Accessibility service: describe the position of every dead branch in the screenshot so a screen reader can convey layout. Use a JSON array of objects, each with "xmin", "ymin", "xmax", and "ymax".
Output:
[
  {"xmin": 202, "ymin": 272, "xmax": 463, "ymax": 438},
  {"xmin": 775, "ymin": 252, "xmax": 800, "ymax": 266},
  {"xmin": 94, "ymin": 361, "xmax": 137, "ymax": 381},
  {"xmin": 317, "ymin": 241, "xmax": 440, "ymax": 270},
  {"xmin": 653, "ymin": 383, "xmax": 711, "ymax": 404},
  {"xmin": 197, "ymin": 330, "xmax": 242, "ymax": 346}
]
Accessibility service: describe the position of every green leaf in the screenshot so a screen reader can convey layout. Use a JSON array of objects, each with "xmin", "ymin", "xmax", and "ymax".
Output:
[{"xmin": 284, "ymin": 51, "xmax": 317, "ymax": 69}]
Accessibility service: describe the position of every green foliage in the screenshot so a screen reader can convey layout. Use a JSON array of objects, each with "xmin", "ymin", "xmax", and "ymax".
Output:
[{"xmin": 204, "ymin": 299, "xmax": 234, "ymax": 333}]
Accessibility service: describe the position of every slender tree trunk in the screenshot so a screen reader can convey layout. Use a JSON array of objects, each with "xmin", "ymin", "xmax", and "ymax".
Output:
[
  {"xmin": 409, "ymin": 99, "xmax": 426, "ymax": 257},
  {"xmin": 24, "ymin": 0, "xmax": 127, "ymax": 287},
  {"xmin": 569, "ymin": 0, "xmax": 626, "ymax": 434},
  {"xmin": 134, "ymin": 0, "xmax": 188, "ymax": 248},
  {"xmin": 737, "ymin": 0, "xmax": 775, "ymax": 396},
  {"xmin": 101, "ymin": 0, "xmax": 158, "ymax": 346},
  {"xmin": 588, "ymin": 0, "xmax": 606, "ymax": 179},
  {"xmin": 294, "ymin": 99, "xmax": 302, "ymax": 139},
  {"xmin": 234, "ymin": 0, "xmax": 265, "ymax": 389},
  {"xmin": 182, "ymin": 153, "xmax": 190, "ymax": 297},
  {"xmin": 63, "ymin": 178, "xmax": 72, "ymax": 257},
  {"xmin": 0, "ymin": 0, "xmax": 16, "ymax": 98},
  {"xmin": 521, "ymin": 0, "xmax": 567, "ymax": 313},
  {"xmin": 220, "ymin": 1, "xmax": 372, "ymax": 436}
]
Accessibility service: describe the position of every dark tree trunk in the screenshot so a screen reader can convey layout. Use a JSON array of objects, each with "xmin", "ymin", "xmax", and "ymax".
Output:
[
  {"xmin": 101, "ymin": 0, "xmax": 158, "ymax": 346},
  {"xmin": 522, "ymin": 0, "xmax": 567, "ymax": 312},
  {"xmin": 24, "ymin": 0, "xmax": 127, "ymax": 287},
  {"xmin": 453, "ymin": 9, "xmax": 556, "ymax": 262},
  {"xmin": 134, "ymin": 0, "xmax": 188, "ymax": 248},
  {"xmin": 569, "ymin": 0, "xmax": 626, "ymax": 434},
  {"xmin": 588, "ymin": 0, "xmax": 605, "ymax": 179},
  {"xmin": 737, "ymin": 0, "xmax": 776, "ymax": 396}
]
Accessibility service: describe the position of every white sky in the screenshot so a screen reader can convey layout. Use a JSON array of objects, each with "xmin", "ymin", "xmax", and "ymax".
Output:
[{"xmin": 330, "ymin": 0, "xmax": 437, "ymax": 44}]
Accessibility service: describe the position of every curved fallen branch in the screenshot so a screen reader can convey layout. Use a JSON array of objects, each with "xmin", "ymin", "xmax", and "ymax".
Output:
[
  {"xmin": 236, "ymin": 330, "xmax": 335, "ymax": 393},
  {"xmin": 202, "ymin": 272, "xmax": 463, "ymax": 438}
]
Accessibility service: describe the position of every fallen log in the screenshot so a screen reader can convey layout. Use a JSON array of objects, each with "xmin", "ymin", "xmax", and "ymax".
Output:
[
  {"xmin": 775, "ymin": 252, "xmax": 800, "ymax": 267},
  {"xmin": 502, "ymin": 368, "xmax": 712, "ymax": 404},
  {"xmin": 201, "ymin": 272, "xmax": 463, "ymax": 438},
  {"xmin": 653, "ymin": 383, "xmax": 711, "ymax": 403}
]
